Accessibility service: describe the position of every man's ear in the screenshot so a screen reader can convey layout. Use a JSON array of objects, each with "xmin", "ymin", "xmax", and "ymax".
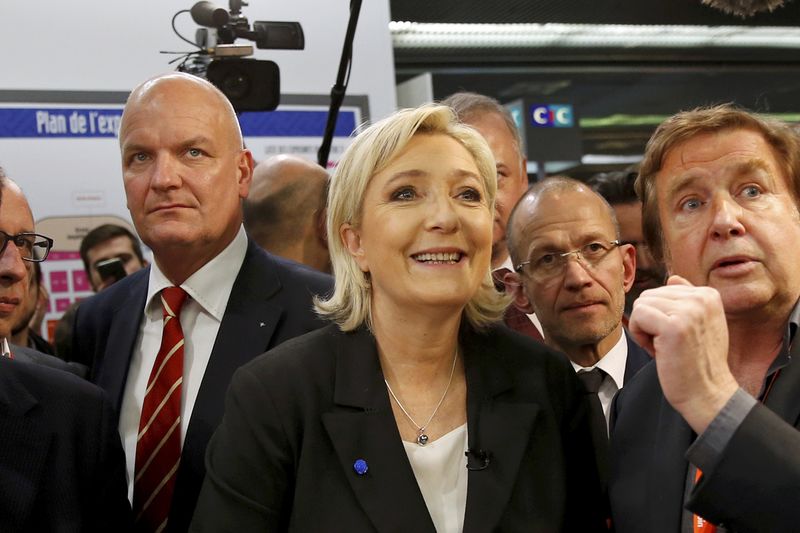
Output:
[
  {"xmin": 316, "ymin": 207, "xmax": 329, "ymax": 249},
  {"xmin": 236, "ymin": 149, "xmax": 255, "ymax": 199},
  {"xmin": 340, "ymin": 223, "xmax": 368, "ymax": 272},
  {"xmin": 620, "ymin": 243, "xmax": 636, "ymax": 293},
  {"xmin": 503, "ymin": 270, "xmax": 535, "ymax": 314}
]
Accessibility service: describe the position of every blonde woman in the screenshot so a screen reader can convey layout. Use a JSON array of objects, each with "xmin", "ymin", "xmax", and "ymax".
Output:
[{"xmin": 191, "ymin": 105, "xmax": 604, "ymax": 532}]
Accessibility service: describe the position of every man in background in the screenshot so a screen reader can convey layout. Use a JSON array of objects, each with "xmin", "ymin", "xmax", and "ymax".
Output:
[
  {"xmin": 588, "ymin": 169, "xmax": 666, "ymax": 318},
  {"xmin": 443, "ymin": 91, "xmax": 542, "ymax": 339},
  {"xmin": 243, "ymin": 154, "xmax": 330, "ymax": 273},
  {"xmin": 71, "ymin": 73, "xmax": 331, "ymax": 533},
  {"xmin": 442, "ymin": 91, "xmax": 529, "ymax": 270},
  {"xmin": 505, "ymin": 176, "xmax": 650, "ymax": 484},
  {"xmin": 55, "ymin": 223, "xmax": 148, "ymax": 359},
  {"xmin": 80, "ymin": 223, "xmax": 148, "ymax": 292}
]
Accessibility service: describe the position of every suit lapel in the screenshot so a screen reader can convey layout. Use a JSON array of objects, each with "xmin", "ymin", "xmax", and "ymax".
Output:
[
  {"xmin": 97, "ymin": 270, "xmax": 148, "ymax": 414},
  {"xmin": 647, "ymin": 392, "xmax": 693, "ymax": 532},
  {"xmin": 461, "ymin": 329, "xmax": 540, "ymax": 533},
  {"xmin": 765, "ymin": 336, "xmax": 800, "ymax": 425},
  {"xmin": 322, "ymin": 328, "xmax": 436, "ymax": 533},
  {"xmin": 172, "ymin": 241, "xmax": 285, "ymax": 530},
  {"xmin": 623, "ymin": 334, "xmax": 651, "ymax": 384},
  {"xmin": 187, "ymin": 241, "xmax": 283, "ymax": 441},
  {"xmin": 0, "ymin": 362, "xmax": 52, "ymax": 530}
]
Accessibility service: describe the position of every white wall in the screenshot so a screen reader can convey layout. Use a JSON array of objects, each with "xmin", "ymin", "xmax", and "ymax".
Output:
[{"xmin": 1, "ymin": 0, "xmax": 395, "ymax": 117}]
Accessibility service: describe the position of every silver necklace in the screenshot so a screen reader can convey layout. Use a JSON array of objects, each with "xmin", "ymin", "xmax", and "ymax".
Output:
[{"xmin": 384, "ymin": 348, "xmax": 458, "ymax": 446}]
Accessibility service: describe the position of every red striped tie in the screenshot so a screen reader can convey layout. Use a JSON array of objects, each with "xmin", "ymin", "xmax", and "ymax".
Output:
[{"xmin": 133, "ymin": 287, "xmax": 188, "ymax": 533}]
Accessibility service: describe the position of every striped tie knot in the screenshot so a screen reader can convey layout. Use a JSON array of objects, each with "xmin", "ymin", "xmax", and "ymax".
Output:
[{"xmin": 161, "ymin": 286, "xmax": 188, "ymax": 320}]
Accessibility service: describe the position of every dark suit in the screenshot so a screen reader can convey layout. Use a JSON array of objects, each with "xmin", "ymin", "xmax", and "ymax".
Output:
[
  {"xmin": 623, "ymin": 332, "xmax": 650, "ymax": 385},
  {"xmin": 0, "ymin": 356, "xmax": 131, "ymax": 532},
  {"xmin": 191, "ymin": 323, "xmax": 606, "ymax": 532},
  {"xmin": 609, "ymin": 359, "xmax": 800, "ymax": 532},
  {"xmin": 71, "ymin": 239, "xmax": 332, "ymax": 532},
  {"xmin": 12, "ymin": 343, "xmax": 87, "ymax": 378}
]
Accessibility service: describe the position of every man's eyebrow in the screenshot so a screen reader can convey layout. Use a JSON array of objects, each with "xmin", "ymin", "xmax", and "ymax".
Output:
[
  {"xmin": 121, "ymin": 141, "xmax": 149, "ymax": 155},
  {"xmin": 666, "ymin": 158, "xmax": 773, "ymax": 196},
  {"xmin": 731, "ymin": 158, "xmax": 771, "ymax": 177},
  {"xmin": 178, "ymin": 136, "xmax": 213, "ymax": 150},
  {"xmin": 122, "ymin": 136, "xmax": 213, "ymax": 154},
  {"xmin": 664, "ymin": 173, "xmax": 702, "ymax": 201}
]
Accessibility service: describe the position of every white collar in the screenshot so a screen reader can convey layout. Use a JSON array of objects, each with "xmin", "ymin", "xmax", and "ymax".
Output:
[
  {"xmin": 571, "ymin": 329, "xmax": 629, "ymax": 389},
  {"xmin": 496, "ymin": 255, "xmax": 515, "ymax": 273},
  {"xmin": 145, "ymin": 226, "xmax": 248, "ymax": 321}
]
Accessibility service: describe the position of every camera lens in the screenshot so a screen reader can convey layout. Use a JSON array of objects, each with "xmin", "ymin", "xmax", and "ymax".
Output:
[{"xmin": 221, "ymin": 70, "xmax": 250, "ymax": 100}]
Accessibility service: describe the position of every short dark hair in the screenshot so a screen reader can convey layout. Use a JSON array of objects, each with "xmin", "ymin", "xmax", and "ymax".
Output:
[
  {"xmin": 79, "ymin": 224, "xmax": 144, "ymax": 274},
  {"xmin": 587, "ymin": 169, "xmax": 639, "ymax": 206}
]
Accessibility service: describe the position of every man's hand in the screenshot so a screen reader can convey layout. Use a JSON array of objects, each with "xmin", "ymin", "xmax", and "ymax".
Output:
[{"xmin": 628, "ymin": 275, "xmax": 739, "ymax": 434}]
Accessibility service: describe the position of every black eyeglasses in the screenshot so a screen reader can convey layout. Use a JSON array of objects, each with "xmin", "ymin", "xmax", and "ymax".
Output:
[
  {"xmin": 0, "ymin": 231, "xmax": 54, "ymax": 262},
  {"xmin": 515, "ymin": 240, "xmax": 621, "ymax": 283}
]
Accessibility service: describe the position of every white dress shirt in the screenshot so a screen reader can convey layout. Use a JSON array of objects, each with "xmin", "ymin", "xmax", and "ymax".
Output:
[
  {"xmin": 570, "ymin": 329, "xmax": 629, "ymax": 430},
  {"xmin": 118, "ymin": 226, "xmax": 248, "ymax": 500}
]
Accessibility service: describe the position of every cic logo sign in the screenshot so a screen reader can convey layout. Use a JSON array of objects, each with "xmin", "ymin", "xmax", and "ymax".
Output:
[{"xmin": 530, "ymin": 104, "xmax": 574, "ymax": 128}]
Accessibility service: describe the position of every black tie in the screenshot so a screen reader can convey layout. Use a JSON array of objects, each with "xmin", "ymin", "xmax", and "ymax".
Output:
[{"xmin": 577, "ymin": 368, "xmax": 610, "ymax": 487}]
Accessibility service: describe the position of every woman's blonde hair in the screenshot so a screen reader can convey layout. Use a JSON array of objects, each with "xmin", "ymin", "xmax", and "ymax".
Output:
[{"xmin": 315, "ymin": 103, "xmax": 509, "ymax": 331}]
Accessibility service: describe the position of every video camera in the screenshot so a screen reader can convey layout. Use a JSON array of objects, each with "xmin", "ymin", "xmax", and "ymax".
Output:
[{"xmin": 180, "ymin": 0, "xmax": 304, "ymax": 111}]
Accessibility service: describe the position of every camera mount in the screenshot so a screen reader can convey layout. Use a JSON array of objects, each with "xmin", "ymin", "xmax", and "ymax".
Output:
[{"xmin": 177, "ymin": 0, "xmax": 304, "ymax": 111}]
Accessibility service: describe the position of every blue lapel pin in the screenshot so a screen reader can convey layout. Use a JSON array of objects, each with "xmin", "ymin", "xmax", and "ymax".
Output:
[{"xmin": 353, "ymin": 458, "xmax": 368, "ymax": 475}]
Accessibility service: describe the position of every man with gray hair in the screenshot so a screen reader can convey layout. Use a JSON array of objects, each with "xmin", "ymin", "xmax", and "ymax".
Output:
[
  {"xmin": 443, "ymin": 92, "xmax": 542, "ymax": 340},
  {"xmin": 442, "ymin": 92, "xmax": 529, "ymax": 271},
  {"xmin": 243, "ymin": 154, "xmax": 330, "ymax": 273}
]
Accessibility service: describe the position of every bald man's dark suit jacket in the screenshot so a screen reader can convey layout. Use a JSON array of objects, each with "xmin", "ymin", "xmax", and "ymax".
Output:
[
  {"xmin": 71, "ymin": 239, "xmax": 333, "ymax": 532},
  {"xmin": 609, "ymin": 359, "xmax": 800, "ymax": 532},
  {"xmin": 191, "ymin": 324, "xmax": 606, "ymax": 532},
  {"xmin": 0, "ymin": 356, "xmax": 131, "ymax": 532},
  {"xmin": 623, "ymin": 332, "xmax": 650, "ymax": 384}
]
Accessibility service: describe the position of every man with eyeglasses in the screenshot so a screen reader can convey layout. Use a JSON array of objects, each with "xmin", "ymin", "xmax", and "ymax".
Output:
[
  {"xmin": 0, "ymin": 176, "xmax": 85, "ymax": 375},
  {"xmin": 503, "ymin": 176, "xmax": 651, "ymax": 486},
  {"xmin": 0, "ymin": 170, "xmax": 131, "ymax": 530},
  {"xmin": 588, "ymin": 169, "xmax": 667, "ymax": 320}
]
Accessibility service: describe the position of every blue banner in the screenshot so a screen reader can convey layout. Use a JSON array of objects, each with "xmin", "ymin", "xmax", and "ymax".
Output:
[
  {"xmin": 0, "ymin": 108, "xmax": 124, "ymax": 138},
  {"xmin": 0, "ymin": 107, "xmax": 357, "ymax": 139},
  {"xmin": 239, "ymin": 110, "xmax": 357, "ymax": 137}
]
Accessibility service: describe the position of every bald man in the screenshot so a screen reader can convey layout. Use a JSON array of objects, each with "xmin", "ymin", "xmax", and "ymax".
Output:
[
  {"xmin": 504, "ymin": 177, "xmax": 650, "ymax": 487},
  {"xmin": 244, "ymin": 155, "xmax": 330, "ymax": 273},
  {"xmin": 71, "ymin": 73, "xmax": 332, "ymax": 533}
]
